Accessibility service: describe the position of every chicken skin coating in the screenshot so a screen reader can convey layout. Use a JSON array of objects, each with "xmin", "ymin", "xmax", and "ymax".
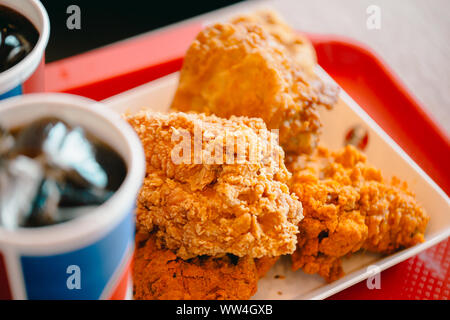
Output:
[
  {"xmin": 133, "ymin": 231, "xmax": 258, "ymax": 300},
  {"xmin": 255, "ymin": 256, "xmax": 280, "ymax": 279},
  {"xmin": 287, "ymin": 146, "xmax": 429, "ymax": 282},
  {"xmin": 170, "ymin": 18, "xmax": 339, "ymax": 154},
  {"xmin": 231, "ymin": 10, "xmax": 317, "ymax": 77},
  {"xmin": 126, "ymin": 111, "xmax": 303, "ymax": 259}
]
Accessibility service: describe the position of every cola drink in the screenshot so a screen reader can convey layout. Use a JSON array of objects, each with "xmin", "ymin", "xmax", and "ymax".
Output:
[
  {"xmin": 0, "ymin": 4, "xmax": 39, "ymax": 73},
  {"xmin": 0, "ymin": 117, "xmax": 127, "ymax": 229}
]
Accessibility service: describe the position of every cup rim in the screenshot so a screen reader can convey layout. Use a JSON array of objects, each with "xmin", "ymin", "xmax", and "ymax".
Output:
[
  {"xmin": 0, "ymin": 0, "xmax": 50, "ymax": 93},
  {"xmin": 0, "ymin": 93, "xmax": 145, "ymax": 252}
]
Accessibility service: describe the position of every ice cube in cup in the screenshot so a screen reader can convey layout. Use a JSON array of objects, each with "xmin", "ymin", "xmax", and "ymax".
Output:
[{"xmin": 0, "ymin": 117, "xmax": 127, "ymax": 229}]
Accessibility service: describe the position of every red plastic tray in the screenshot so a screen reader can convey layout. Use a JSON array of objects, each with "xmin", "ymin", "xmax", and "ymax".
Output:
[{"xmin": 45, "ymin": 22, "xmax": 450, "ymax": 300}]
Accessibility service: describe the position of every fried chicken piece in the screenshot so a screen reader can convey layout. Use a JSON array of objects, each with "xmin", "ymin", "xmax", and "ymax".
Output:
[
  {"xmin": 171, "ymin": 14, "xmax": 339, "ymax": 154},
  {"xmin": 126, "ymin": 111, "xmax": 303, "ymax": 259},
  {"xmin": 231, "ymin": 10, "xmax": 317, "ymax": 76},
  {"xmin": 287, "ymin": 145, "xmax": 429, "ymax": 282},
  {"xmin": 254, "ymin": 256, "xmax": 280, "ymax": 278},
  {"xmin": 133, "ymin": 231, "xmax": 258, "ymax": 300}
]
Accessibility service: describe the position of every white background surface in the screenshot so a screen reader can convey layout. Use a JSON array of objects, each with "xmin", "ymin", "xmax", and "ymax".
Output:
[{"xmin": 269, "ymin": 0, "xmax": 450, "ymax": 135}]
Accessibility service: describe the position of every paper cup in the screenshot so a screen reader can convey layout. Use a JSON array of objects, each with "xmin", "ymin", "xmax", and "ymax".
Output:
[
  {"xmin": 0, "ymin": 93, "xmax": 145, "ymax": 299},
  {"xmin": 0, "ymin": 0, "xmax": 50, "ymax": 100}
]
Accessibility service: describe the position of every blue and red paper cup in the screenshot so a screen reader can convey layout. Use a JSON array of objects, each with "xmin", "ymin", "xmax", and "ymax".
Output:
[
  {"xmin": 0, "ymin": 94, "xmax": 145, "ymax": 299},
  {"xmin": 0, "ymin": 0, "xmax": 49, "ymax": 100}
]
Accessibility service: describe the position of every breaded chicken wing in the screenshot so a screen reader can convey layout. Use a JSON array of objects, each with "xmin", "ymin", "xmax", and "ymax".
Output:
[
  {"xmin": 287, "ymin": 146, "xmax": 429, "ymax": 282},
  {"xmin": 126, "ymin": 111, "xmax": 303, "ymax": 260},
  {"xmin": 171, "ymin": 13, "xmax": 339, "ymax": 154}
]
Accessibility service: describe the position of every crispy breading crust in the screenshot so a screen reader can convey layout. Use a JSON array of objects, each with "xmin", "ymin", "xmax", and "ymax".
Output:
[
  {"xmin": 127, "ymin": 112, "xmax": 303, "ymax": 259},
  {"xmin": 171, "ymin": 15, "xmax": 339, "ymax": 154},
  {"xmin": 133, "ymin": 231, "xmax": 259, "ymax": 300},
  {"xmin": 231, "ymin": 10, "xmax": 317, "ymax": 76},
  {"xmin": 255, "ymin": 256, "xmax": 280, "ymax": 279},
  {"xmin": 287, "ymin": 146, "xmax": 429, "ymax": 282}
]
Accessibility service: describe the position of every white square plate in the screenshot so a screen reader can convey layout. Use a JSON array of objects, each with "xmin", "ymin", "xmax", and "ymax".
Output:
[{"xmin": 103, "ymin": 69, "xmax": 450, "ymax": 300}]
